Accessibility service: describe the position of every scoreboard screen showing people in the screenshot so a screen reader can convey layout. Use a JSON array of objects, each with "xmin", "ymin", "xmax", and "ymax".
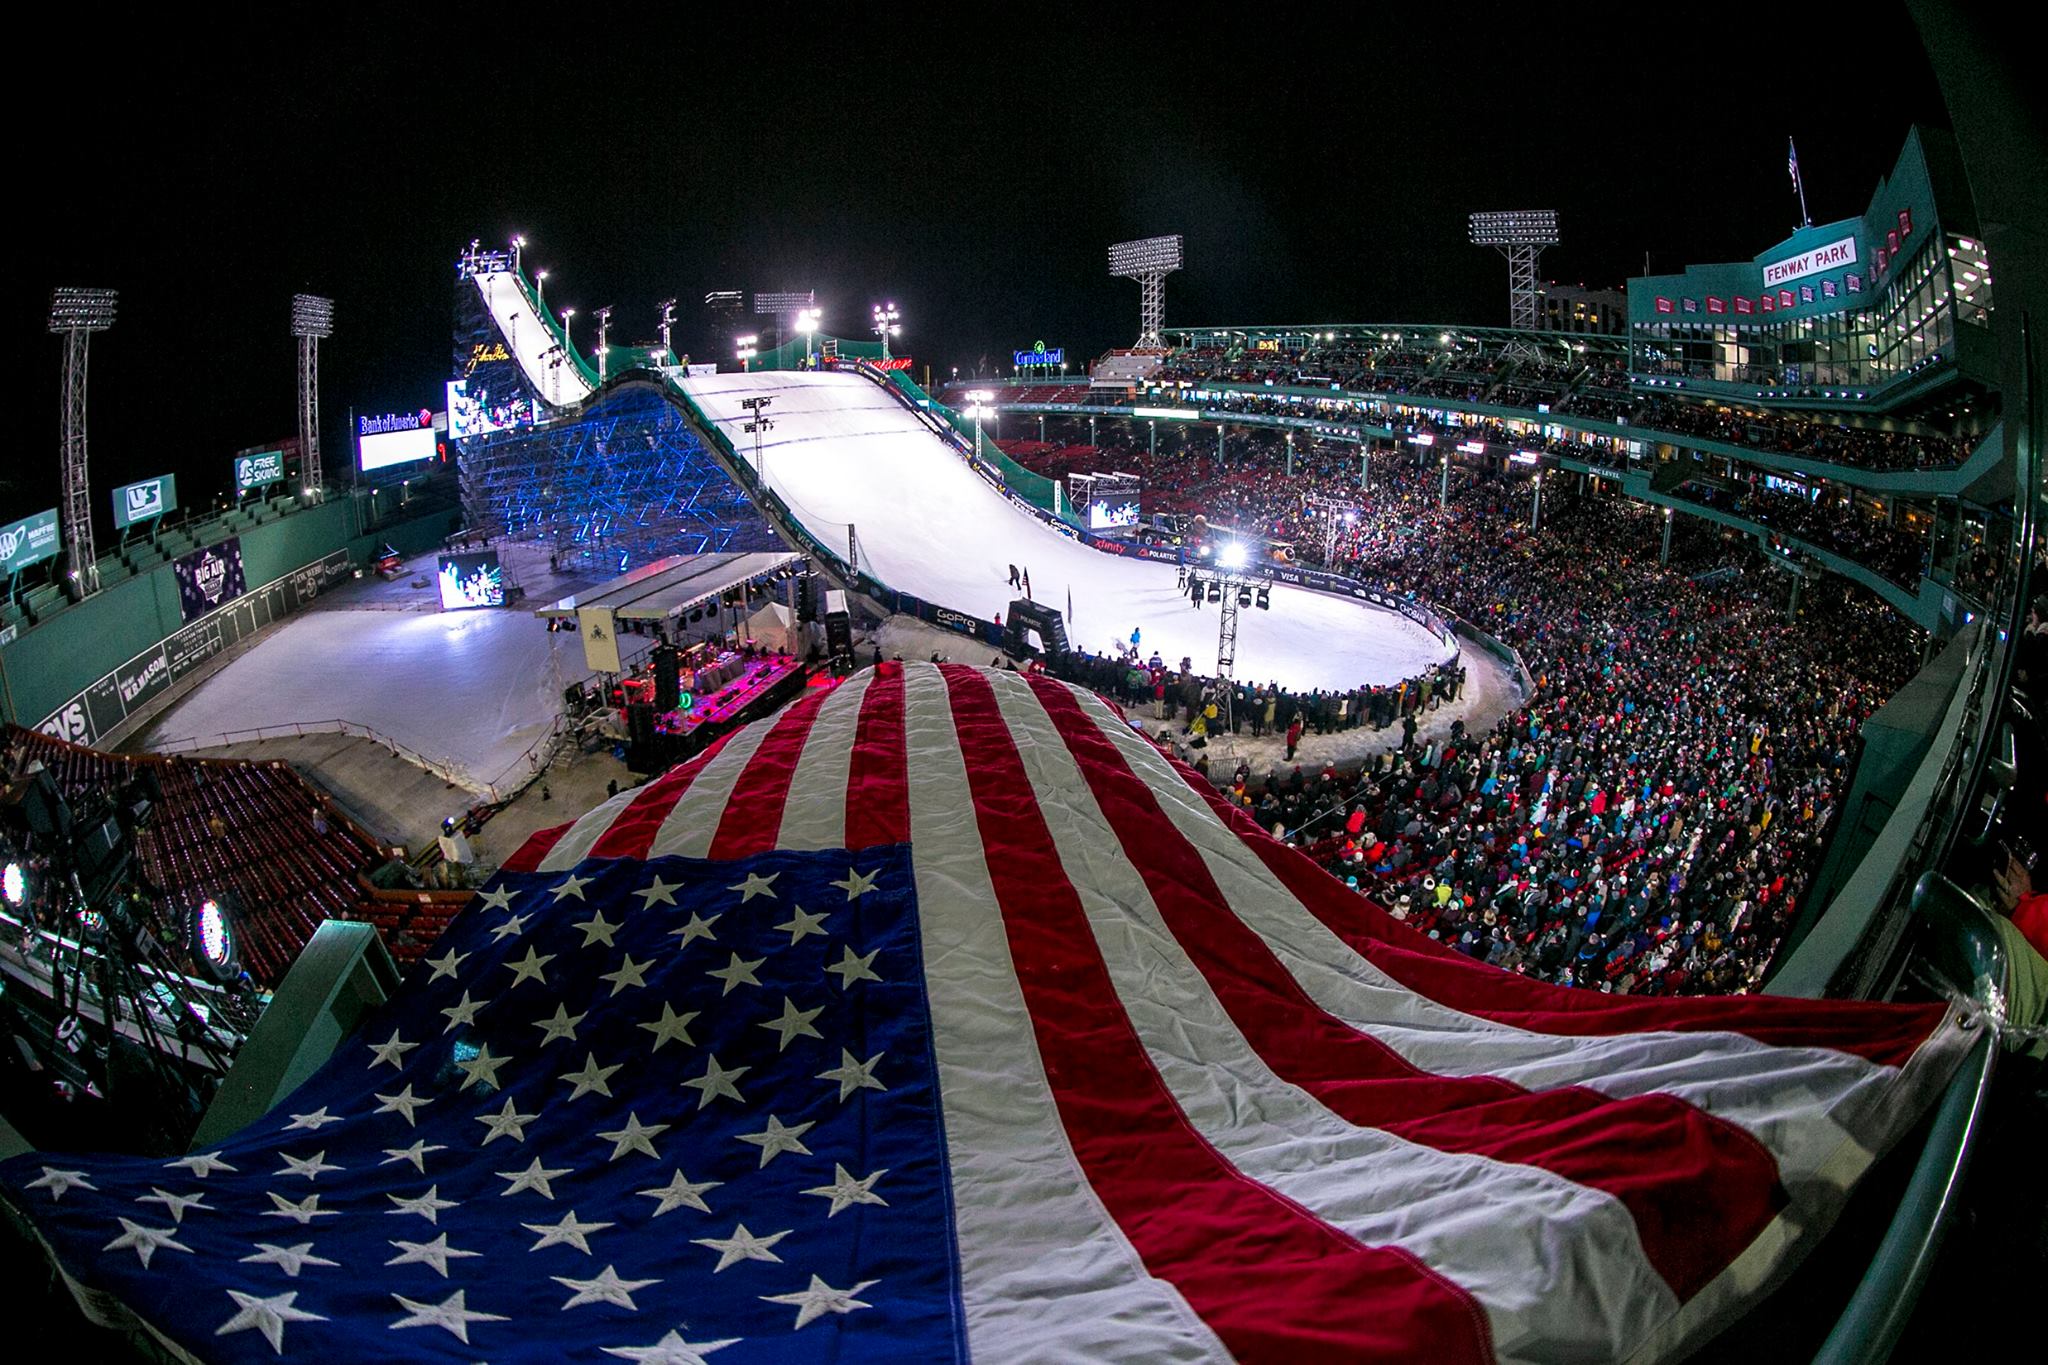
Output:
[
  {"xmin": 1081, "ymin": 472, "xmax": 1142, "ymax": 530},
  {"xmin": 437, "ymin": 549, "xmax": 505, "ymax": 609}
]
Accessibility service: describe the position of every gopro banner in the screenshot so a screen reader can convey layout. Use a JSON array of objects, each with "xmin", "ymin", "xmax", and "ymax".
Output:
[
  {"xmin": 234, "ymin": 450, "xmax": 286, "ymax": 493},
  {"xmin": 0, "ymin": 509, "xmax": 61, "ymax": 575},
  {"xmin": 111, "ymin": 473, "xmax": 177, "ymax": 530},
  {"xmin": 173, "ymin": 537, "xmax": 248, "ymax": 623}
]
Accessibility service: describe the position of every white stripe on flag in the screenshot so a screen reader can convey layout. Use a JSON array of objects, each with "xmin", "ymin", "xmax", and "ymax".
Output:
[
  {"xmin": 897, "ymin": 663, "xmax": 1232, "ymax": 1364},
  {"xmin": 1070, "ymin": 689, "xmax": 1914, "ymax": 1175},
  {"xmin": 773, "ymin": 668, "xmax": 872, "ymax": 851},
  {"xmin": 642, "ymin": 709, "xmax": 784, "ymax": 861},
  {"xmin": 535, "ymin": 786, "xmax": 642, "ymax": 873},
  {"xmin": 983, "ymin": 671, "xmax": 1673, "ymax": 1361}
]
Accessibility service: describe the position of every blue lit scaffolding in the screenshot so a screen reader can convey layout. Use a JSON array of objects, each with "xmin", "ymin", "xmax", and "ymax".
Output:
[{"xmin": 455, "ymin": 384, "xmax": 783, "ymax": 573}]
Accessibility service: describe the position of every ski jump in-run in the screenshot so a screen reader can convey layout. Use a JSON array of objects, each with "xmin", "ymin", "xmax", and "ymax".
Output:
[{"xmin": 678, "ymin": 369, "xmax": 1453, "ymax": 693}]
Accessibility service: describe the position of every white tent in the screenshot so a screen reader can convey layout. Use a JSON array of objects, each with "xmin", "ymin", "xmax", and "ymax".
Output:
[{"xmin": 744, "ymin": 601, "xmax": 803, "ymax": 653}]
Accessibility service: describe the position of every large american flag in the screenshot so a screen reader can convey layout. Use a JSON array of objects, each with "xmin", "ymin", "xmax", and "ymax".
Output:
[{"xmin": 2, "ymin": 663, "xmax": 1968, "ymax": 1362}]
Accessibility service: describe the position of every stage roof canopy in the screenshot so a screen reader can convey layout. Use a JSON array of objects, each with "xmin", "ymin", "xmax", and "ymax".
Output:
[{"xmin": 534, "ymin": 551, "xmax": 801, "ymax": 622}]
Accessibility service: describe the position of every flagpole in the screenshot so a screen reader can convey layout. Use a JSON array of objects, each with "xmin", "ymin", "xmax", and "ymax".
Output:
[{"xmin": 1789, "ymin": 136, "xmax": 1811, "ymax": 229}]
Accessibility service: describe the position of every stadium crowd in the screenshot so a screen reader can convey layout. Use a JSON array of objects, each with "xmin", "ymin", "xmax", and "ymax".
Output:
[
  {"xmin": 1012, "ymin": 429, "xmax": 1921, "ymax": 999},
  {"xmin": 990, "ymin": 336, "xmax": 1985, "ymax": 473}
]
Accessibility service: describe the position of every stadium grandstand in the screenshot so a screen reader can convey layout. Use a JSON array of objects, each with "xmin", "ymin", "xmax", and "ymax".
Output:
[{"xmin": 0, "ymin": 29, "xmax": 2042, "ymax": 1365}]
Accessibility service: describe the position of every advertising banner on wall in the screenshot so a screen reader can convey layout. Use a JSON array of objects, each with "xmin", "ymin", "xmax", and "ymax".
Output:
[
  {"xmin": 0, "ymin": 509, "xmax": 62, "ymax": 575},
  {"xmin": 112, "ymin": 474, "xmax": 178, "ymax": 530},
  {"xmin": 234, "ymin": 450, "xmax": 287, "ymax": 494},
  {"xmin": 173, "ymin": 537, "xmax": 248, "ymax": 623}
]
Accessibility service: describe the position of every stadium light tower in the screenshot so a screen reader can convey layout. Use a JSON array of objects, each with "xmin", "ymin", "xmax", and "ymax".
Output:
[
  {"xmin": 739, "ymin": 395, "xmax": 775, "ymax": 480},
  {"xmin": 535, "ymin": 270, "xmax": 549, "ymax": 310},
  {"xmin": 50, "ymin": 287, "xmax": 118, "ymax": 596},
  {"xmin": 595, "ymin": 306, "xmax": 613, "ymax": 383},
  {"xmin": 871, "ymin": 303, "xmax": 901, "ymax": 359},
  {"xmin": 1108, "ymin": 234, "xmax": 1184, "ymax": 349},
  {"xmin": 962, "ymin": 390, "xmax": 995, "ymax": 462},
  {"xmin": 511, "ymin": 234, "xmax": 526, "ymax": 273},
  {"xmin": 1468, "ymin": 211, "xmax": 1559, "ymax": 331},
  {"xmin": 796, "ymin": 307, "xmax": 822, "ymax": 364},
  {"xmin": 658, "ymin": 298, "xmax": 677, "ymax": 360},
  {"xmin": 289, "ymin": 293, "xmax": 335, "ymax": 502},
  {"xmin": 737, "ymin": 334, "xmax": 759, "ymax": 371}
]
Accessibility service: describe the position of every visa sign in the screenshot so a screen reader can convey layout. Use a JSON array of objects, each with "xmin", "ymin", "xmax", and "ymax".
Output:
[
  {"xmin": 0, "ymin": 508, "xmax": 61, "ymax": 574},
  {"xmin": 235, "ymin": 450, "xmax": 286, "ymax": 493},
  {"xmin": 112, "ymin": 473, "xmax": 177, "ymax": 529}
]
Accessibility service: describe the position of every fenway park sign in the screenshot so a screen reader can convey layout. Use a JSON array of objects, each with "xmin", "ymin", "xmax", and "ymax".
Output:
[{"xmin": 1762, "ymin": 235, "xmax": 1858, "ymax": 288}]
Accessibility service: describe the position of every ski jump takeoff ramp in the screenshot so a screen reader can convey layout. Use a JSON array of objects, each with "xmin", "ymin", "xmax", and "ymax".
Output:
[{"xmin": 679, "ymin": 370, "xmax": 1454, "ymax": 692}]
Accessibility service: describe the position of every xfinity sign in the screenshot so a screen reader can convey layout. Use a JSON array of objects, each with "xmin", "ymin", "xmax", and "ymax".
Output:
[
  {"xmin": 1763, "ymin": 235, "xmax": 1859, "ymax": 289},
  {"xmin": 112, "ymin": 473, "xmax": 177, "ymax": 529}
]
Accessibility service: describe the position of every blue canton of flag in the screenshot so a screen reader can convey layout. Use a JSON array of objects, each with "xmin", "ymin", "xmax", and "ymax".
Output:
[{"xmin": 0, "ymin": 847, "xmax": 966, "ymax": 1363}]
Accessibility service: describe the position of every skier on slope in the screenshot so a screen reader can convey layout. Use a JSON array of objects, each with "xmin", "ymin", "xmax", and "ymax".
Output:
[{"xmin": 1007, "ymin": 563, "xmax": 1021, "ymax": 589}]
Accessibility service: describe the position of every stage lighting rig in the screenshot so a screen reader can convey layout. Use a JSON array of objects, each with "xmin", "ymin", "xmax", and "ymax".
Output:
[
  {"xmin": 1181, "ymin": 538, "xmax": 1270, "ymax": 737},
  {"xmin": 0, "ymin": 768, "xmax": 260, "ymax": 1152},
  {"xmin": 740, "ymin": 394, "xmax": 776, "ymax": 479},
  {"xmin": 871, "ymin": 303, "xmax": 901, "ymax": 360}
]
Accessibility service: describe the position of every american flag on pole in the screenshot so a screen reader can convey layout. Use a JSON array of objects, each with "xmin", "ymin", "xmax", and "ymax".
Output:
[{"xmin": 1, "ymin": 663, "xmax": 1969, "ymax": 1362}]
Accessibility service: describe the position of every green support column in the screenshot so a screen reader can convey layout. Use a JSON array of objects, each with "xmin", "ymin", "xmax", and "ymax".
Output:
[
  {"xmin": 1285, "ymin": 434, "xmax": 1294, "ymax": 478},
  {"xmin": 1148, "ymin": 420, "xmax": 1157, "ymax": 458},
  {"xmin": 1662, "ymin": 507, "xmax": 1673, "ymax": 564}
]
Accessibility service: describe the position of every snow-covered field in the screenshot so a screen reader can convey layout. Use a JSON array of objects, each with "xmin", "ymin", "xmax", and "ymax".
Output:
[{"xmin": 683, "ymin": 370, "xmax": 1454, "ymax": 691}]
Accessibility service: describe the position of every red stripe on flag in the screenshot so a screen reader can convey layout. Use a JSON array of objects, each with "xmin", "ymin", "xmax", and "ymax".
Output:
[
  {"xmin": 845, "ymin": 661, "xmax": 910, "ymax": 849},
  {"xmin": 584, "ymin": 728, "xmax": 741, "ymax": 862},
  {"xmin": 938, "ymin": 665, "xmax": 1491, "ymax": 1364},
  {"xmin": 501, "ymin": 820, "xmax": 570, "ymax": 874},
  {"xmin": 1169, "ymin": 749, "xmax": 1947, "ymax": 1070},
  {"xmin": 707, "ymin": 687, "xmax": 833, "ymax": 859},
  {"xmin": 1026, "ymin": 675, "xmax": 1781, "ymax": 1298}
]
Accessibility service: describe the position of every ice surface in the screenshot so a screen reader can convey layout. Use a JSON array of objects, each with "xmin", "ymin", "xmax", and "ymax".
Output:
[
  {"xmin": 683, "ymin": 370, "xmax": 1454, "ymax": 690},
  {"xmin": 139, "ymin": 606, "xmax": 585, "ymax": 793}
]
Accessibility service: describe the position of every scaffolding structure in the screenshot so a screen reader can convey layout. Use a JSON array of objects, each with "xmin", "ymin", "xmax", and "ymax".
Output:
[{"xmin": 454, "ymin": 386, "xmax": 783, "ymax": 573}]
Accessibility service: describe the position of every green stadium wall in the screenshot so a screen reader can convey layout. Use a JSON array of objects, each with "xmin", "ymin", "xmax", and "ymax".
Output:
[{"xmin": 0, "ymin": 498, "xmax": 454, "ymax": 738}]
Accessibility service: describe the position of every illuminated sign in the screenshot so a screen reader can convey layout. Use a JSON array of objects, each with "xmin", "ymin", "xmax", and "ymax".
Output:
[
  {"xmin": 359, "ymin": 425, "xmax": 437, "ymax": 472},
  {"xmin": 234, "ymin": 451, "xmax": 286, "ymax": 493},
  {"xmin": 1012, "ymin": 342, "xmax": 1066, "ymax": 367},
  {"xmin": 1762, "ymin": 234, "xmax": 1858, "ymax": 288},
  {"xmin": 1132, "ymin": 407, "xmax": 1198, "ymax": 420},
  {"xmin": 867, "ymin": 356, "xmax": 913, "ymax": 372},
  {"xmin": 359, "ymin": 410, "xmax": 434, "ymax": 437},
  {"xmin": 1455, "ymin": 440, "xmax": 1485, "ymax": 454},
  {"xmin": 462, "ymin": 341, "xmax": 512, "ymax": 376},
  {"xmin": 0, "ymin": 508, "xmax": 61, "ymax": 574},
  {"xmin": 112, "ymin": 474, "xmax": 177, "ymax": 529},
  {"xmin": 1510, "ymin": 450, "xmax": 1541, "ymax": 466}
]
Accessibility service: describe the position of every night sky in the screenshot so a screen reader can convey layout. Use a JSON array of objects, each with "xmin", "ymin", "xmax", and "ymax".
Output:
[{"xmin": 8, "ymin": 5, "xmax": 1949, "ymax": 525}]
